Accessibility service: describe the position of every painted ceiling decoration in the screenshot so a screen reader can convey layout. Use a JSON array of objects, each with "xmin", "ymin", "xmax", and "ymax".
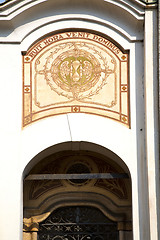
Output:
[{"xmin": 23, "ymin": 31, "xmax": 129, "ymax": 127}]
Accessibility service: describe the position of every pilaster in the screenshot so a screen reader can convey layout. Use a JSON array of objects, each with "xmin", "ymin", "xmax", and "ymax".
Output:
[{"xmin": 144, "ymin": 7, "xmax": 160, "ymax": 240}]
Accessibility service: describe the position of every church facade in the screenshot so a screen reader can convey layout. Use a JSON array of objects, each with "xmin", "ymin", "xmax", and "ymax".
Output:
[{"xmin": 0, "ymin": 0, "xmax": 159, "ymax": 240}]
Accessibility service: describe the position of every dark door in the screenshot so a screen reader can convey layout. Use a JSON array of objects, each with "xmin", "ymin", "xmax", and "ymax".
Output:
[{"xmin": 38, "ymin": 206, "xmax": 119, "ymax": 240}]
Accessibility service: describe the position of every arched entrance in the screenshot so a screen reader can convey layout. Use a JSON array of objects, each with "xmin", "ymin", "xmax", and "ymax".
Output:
[{"xmin": 23, "ymin": 142, "xmax": 132, "ymax": 240}]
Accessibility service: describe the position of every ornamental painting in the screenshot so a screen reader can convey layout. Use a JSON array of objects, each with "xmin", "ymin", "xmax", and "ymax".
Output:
[{"xmin": 23, "ymin": 32, "xmax": 129, "ymax": 127}]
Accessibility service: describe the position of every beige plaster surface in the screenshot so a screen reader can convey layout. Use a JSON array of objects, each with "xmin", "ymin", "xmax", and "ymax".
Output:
[{"xmin": 23, "ymin": 32, "xmax": 129, "ymax": 127}]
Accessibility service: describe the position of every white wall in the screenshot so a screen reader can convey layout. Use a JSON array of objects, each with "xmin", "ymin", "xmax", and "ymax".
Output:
[{"xmin": 0, "ymin": 1, "xmax": 159, "ymax": 240}]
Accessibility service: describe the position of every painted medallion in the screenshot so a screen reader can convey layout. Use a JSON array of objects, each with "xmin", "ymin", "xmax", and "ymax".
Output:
[{"xmin": 23, "ymin": 32, "xmax": 129, "ymax": 127}]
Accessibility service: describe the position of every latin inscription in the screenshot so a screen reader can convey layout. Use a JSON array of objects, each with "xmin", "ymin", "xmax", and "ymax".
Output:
[{"xmin": 28, "ymin": 32, "xmax": 120, "ymax": 59}]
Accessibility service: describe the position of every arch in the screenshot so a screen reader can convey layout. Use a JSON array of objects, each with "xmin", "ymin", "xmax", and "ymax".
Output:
[
  {"xmin": 0, "ymin": 0, "xmax": 145, "ymax": 20},
  {"xmin": 0, "ymin": 0, "xmax": 145, "ymax": 44},
  {"xmin": 23, "ymin": 141, "xmax": 131, "ymax": 179},
  {"xmin": 19, "ymin": 13, "xmax": 142, "ymax": 49},
  {"xmin": 23, "ymin": 141, "xmax": 133, "ymax": 240}
]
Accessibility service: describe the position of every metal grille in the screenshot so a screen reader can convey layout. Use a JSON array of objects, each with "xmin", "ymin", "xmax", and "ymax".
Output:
[{"xmin": 38, "ymin": 206, "xmax": 119, "ymax": 240}]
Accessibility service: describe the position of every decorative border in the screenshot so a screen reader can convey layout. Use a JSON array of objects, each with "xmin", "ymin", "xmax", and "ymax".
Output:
[{"xmin": 23, "ymin": 31, "xmax": 129, "ymax": 127}]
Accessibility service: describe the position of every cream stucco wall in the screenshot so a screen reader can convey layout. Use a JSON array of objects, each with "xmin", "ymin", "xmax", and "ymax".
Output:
[{"xmin": 0, "ymin": 1, "xmax": 159, "ymax": 240}]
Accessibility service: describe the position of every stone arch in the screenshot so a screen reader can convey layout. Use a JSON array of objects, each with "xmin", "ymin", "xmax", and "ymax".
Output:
[
  {"xmin": 23, "ymin": 141, "xmax": 133, "ymax": 240},
  {"xmin": 23, "ymin": 142, "xmax": 131, "ymax": 178}
]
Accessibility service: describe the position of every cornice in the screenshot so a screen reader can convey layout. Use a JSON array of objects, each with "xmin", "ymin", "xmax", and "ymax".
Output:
[
  {"xmin": 0, "ymin": 0, "xmax": 146, "ymax": 21},
  {"xmin": 0, "ymin": 0, "xmax": 157, "ymax": 9}
]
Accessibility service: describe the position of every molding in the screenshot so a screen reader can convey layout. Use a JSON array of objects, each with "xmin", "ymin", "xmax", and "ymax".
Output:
[
  {"xmin": 0, "ymin": 16, "xmax": 143, "ymax": 44},
  {"xmin": 24, "ymin": 191, "xmax": 132, "ymax": 221},
  {"xmin": 0, "ymin": 0, "xmax": 145, "ymax": 20},
  {"xmin": 104, "ymin": 0, "xmax": 145, "ymax": 17}
]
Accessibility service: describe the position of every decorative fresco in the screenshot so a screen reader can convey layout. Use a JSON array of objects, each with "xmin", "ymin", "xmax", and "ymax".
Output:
[{"xmin": 23, "ymin": 32, "xmax": 129, "ymax": 127}]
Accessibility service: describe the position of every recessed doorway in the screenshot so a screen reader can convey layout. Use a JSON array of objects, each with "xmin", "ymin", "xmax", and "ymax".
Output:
[{"xmin": 23, "ymin": 143, "xmax": 132, "ymax": 240}]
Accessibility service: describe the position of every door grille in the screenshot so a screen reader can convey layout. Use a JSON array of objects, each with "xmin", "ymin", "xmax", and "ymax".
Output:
[{"xmin": 38, "ymin": 206, "xmax": 119, "ymax": 240}]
